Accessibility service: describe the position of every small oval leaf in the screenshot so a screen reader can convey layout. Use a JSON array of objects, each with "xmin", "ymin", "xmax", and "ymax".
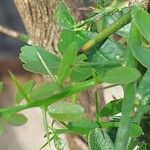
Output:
[
  {"xmin": 48, "ymin": 101, "xmax": 84, "ymax": 121},
  {"xmin": 6, "ymin": 113, "xmax": 27, "ymax": 126}
]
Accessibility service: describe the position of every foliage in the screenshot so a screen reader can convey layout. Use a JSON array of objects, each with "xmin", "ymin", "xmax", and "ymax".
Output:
[{"xmin": 1, "ymin": 1, "xmax": 150, "ymax": 150}]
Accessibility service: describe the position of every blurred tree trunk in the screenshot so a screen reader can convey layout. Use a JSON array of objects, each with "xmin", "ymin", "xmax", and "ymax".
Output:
[{"xmin": 14, "ymin": 0, "xmax": 86, "ymax": 53}]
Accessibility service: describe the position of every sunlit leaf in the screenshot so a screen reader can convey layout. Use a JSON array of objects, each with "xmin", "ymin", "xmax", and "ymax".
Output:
[
  {"xmin": 132, "ymin": 6, "xmax": 150, "ymax": 42},
  {"xmin": 103, "ymin": 67, "xmax": 141, "ymax": 84},
  {"xmin": 48, "ymin": 101, "xmax": 85, "ymax": 121},
  {"xmin": 55, "ymin": 1, "xmax": 75, "ymax": 29},
  {"xmin": 129, "ymin": 23, "xmax": 150, "ymax": 69},
  {"xmin": 137, "ymin": 69, "xmax": 150, "ymax": 98},
  {"xmin": 19, "ymin": 46, "xmax": 60, "ymax": 75},
  {"xmin": 88, "ymin": 128, "xmax": 114, "ymax": 150},
  {"xmin": 130, "ymin": 123, "xmax": 143, "ymax": 138}
]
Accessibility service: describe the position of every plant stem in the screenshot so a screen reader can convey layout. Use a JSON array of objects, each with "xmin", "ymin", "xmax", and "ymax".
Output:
[
  {"xmin": 94, "ymin": 90, "xmax": 99, "ymax": 123},
  {"xmin": 0, "ymin": 79, "xmax": 101, "ymax": 115},
  {"xmin": 114, "ymin": 83, "xmax": 136, "ymax": 150},
  {"xmin": 0, "ymin": 25, "xmax": 30, "ymax": 44},
  {"xmin": 79, "ymin": 11, "xmax": 131, "ymax": 53},
  {"xmin": 42, "ymin": 107, "xmax": 51, "ymax": 147}
]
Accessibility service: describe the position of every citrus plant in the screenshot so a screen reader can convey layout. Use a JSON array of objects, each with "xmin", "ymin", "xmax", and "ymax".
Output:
[{"xmin": 0, "ymin": 1, "xmax": 150, "ymax": 149}]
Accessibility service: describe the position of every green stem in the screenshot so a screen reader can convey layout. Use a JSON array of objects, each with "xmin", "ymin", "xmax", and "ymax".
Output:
[
  {"xmin": 42, "ymin": 107, "xmax": 51, "ymax": 147},
  {"xmin": 79, "ymin": 10, "xmax": 131, "ymax": 53},
  {"xmin": 0, "ymin": 79, "xmax": 101, "ymax": 115},
  {"xmin": 94, "ymin": 90, "xmax": 99, "ymax": 123},
  {"xmin": 114, "ymin": 83, "xmax": 136, "ymax": 150}
]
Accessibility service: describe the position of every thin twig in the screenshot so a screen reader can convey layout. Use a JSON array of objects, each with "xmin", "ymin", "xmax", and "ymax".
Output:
[{"xmin": 0, "ymin": 25, "xmax": 30, "ymax": 44}]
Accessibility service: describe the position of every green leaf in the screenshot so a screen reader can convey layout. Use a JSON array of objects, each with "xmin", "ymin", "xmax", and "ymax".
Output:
[
  {"xmin": 16, "ymin": 80, "xmax": 35, "ymax": 104},
  {"xmin": 0, "ymin": 82, "xmax": 3, "ymax": 95},
  {"xmin": 58, "ymin": 30, "xmax": 97, "ymax": 54},
  {"xmin": 54, "ymin": 137, "xmax": 66, "ymax": 150},
  {"xmin": 88, "ymin": 128, "xmax": 114, "ymax": 150},
  {"xmin": 29, "ymin": 82, "xmax": 61, "ymax": 100},
  {"xmin": 129, "ymin": 23, "xmax": 150, "ymax": 69},
  {"xmin": 67, "ymin": 119, "xmax": 99, "ymax": 135},
  {"xmin": 103, "ymin": 67, "xmax": 141, "ymax": 84},
  {"xmin": 48, "ymin": 101, "xmax": 85, "ymax": 121},
  {"xmin": 19, "ymin": 46, "xmax": 60, "ymax": 75},
  {"xmin": 100, "ymin": 121, "xmax": 143, "ymax": 138},
  {"xmin": 55, "ymin": 1, "xmax": 75, "ymax": 29},
  {"xmin": 130, "ymin": 123, "xmax": 143, "ymax": 138},
  {"xmin": 70, "ymin": 54, "xmax": 92, "ymax": 81},
  {"xmin": 137, "ymin": 70, "xmax": 150, "ymax": 101},
  {"xmin": 57, "ymin": 42, "xmax": 77, "ymax": 83},
  {"xmin": 10, "ymin": 72, "xmax": 31, "ymax": 103},
  {"xmin": 6, "ymin": 113, "xmax": 27, "ymax": 126},
  {"xmin": 132, "ymin": 6, "xmax": 150, "ymax": 42},
  {"xmin": 99, "ymin": 99, "xmax": 122, "ymax": 117},
  {"xmin": 91, "ymin": 39, "xmax": 125, "ymax": 75}
]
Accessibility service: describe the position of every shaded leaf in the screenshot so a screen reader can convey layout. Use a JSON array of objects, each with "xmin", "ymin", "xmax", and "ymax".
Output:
[
  {"xmin": 70, "ymin": 54, "xmax": 92, "ymax": 81},
  {"xmin": 67, "ymin": 119, "xmax": 99, "ymax": 135},
  {"xmin": 88, "ymin": 128, "xmax": 114, "ymax": 150},
  {"xmin": 58, "ymin": 30, "xmax": 97, "ymax": 54},
  {"xmin": 30, "ymin": 82, "xmax": 61, "ymax": 100},
  {"xmin": 16, "ymin": 80, "xmax": 35, "ymax": 104},
  {"xmin": 99, "ymin": 99, "xmax": 122, "ymax": 117},
  {"xmin": 103, "ymin": 67, "xmax": 141, "ymax": 84},
  {"xmin": 57, "ymin": 42, "xmax": 77, "ymax": 83},
  {"xmin": 6, "ymin": 113, "xmax": 27, "ymax": 126},
  {"xmin": 91, "ymin": 39, "xmax": 125, "ymax": 75},
  {"xmin": 48, "ymin": 101, "xmax": 85, "ymax": 121},
  {"xmin": 10, "ymin": 72, "xmax": 30, "ymax": 103}
]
